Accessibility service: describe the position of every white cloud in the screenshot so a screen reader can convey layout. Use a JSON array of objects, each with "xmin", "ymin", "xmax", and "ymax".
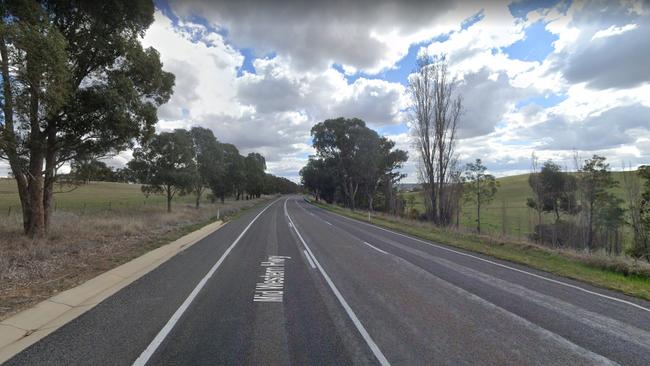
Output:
[
  {"xmin": 168, "ymin": 0, "xmax": 495, "ymax": 75},
  {"xmin": 236, "ymin": 56, "xmax": 407, "ymax": 126},
  {"xmin": 142, "ymin": 11, "xmax": 244, "ymax": 121},
  {"xmin": 591, "ymin": 23, "xmax": 638, "ymax": 40}
]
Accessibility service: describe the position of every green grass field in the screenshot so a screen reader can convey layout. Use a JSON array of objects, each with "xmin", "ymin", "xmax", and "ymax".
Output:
[
  {"xmin": 402, "ymin": 171, "xmax": 641, "ymax": 239},
  {"xmin": 0, "ymin": 178, "xmax": 209, "ymax": 215}
]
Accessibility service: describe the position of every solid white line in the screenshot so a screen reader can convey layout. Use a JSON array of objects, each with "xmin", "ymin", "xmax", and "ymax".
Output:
[
  {"xmin": 284, "ymin": 199, "xmax": 390, "ymax": 366},
  {"xmin": 363, "ymin": 241, "xmax": 388, "ymax": 255},
  {"xmin": 309, "ymin": 202, "xmax": 650, "ymax": 314},
  {"xmin": 303, "ymin": 249, "xmax": 317, "ymax": 269},
  {"xmin": 132, "ymin": 198, "xmax": 282, "ymax": 366}
]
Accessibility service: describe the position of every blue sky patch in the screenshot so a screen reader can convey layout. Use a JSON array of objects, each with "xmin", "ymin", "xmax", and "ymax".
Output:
[
  {"xmin": 508, "ymin": 0, "xmax": 563, "ymax": 19},
  {"xmin": 461, "ymin": 10, "xmax": 485, "ymax": 30},
  {"xmin": 155, "ymin": 0, "xmax": 178, "ymax": 25},
  {"xmin": 516, "ymin": 93, "xmax": 567, "ymax": 109},
  {"xmin": 238, "ymin": 48, "xmax": 257, "ymax": 76},
  {"xmin": 377, "ymin": 124, "xmax": 409, "ymax": 136},
  {"xmin": 337, "ymin": 31, "xmax": 452, "ymax": 86},
  {"xmin": 502, "ymin": 20, "xmax": 558, "ymax": 62}
]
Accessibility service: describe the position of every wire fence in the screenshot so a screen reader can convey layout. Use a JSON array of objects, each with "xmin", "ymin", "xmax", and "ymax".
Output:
[
  {"xmin": 402, "ymin": 202, "xmax": 635, "ymax": 253},
  {"xmin": 1, "ymin": 198, "xmax": 246, "ymax": 219}
]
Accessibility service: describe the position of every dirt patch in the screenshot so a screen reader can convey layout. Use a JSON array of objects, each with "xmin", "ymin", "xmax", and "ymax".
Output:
[{"xmin": 0, "ymin": 197, "xmax": 273, "ymax": 320}]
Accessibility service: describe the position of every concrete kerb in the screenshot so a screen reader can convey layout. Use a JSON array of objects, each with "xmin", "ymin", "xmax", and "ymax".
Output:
[{"xmin": 0, "ymin": 219, "xmax": 224, "ymax": 364}]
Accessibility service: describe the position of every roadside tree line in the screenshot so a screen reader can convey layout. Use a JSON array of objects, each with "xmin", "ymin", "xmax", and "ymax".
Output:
[
  {"xmin": 527, "ymin": 154, "xmax": 650, "ymax": 260},
  {"xmin": 300, "ymin": 117, "xmax": 408, "ymax": 213},
  {"xmin": 65, "ymin": 127, "xmax": 299, "ymax": 213},
  {"xmin": 124, "ymin": 127, "xmax": 299, "ymax": 212}
]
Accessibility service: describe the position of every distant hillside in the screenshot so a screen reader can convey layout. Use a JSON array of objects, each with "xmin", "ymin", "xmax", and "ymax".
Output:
[
  {"xmin": 396, "ymin": 183, "xmax": 422, "ymax": 191},
  {"xmin": 402, "ymin": 171, "xmax": 643, "ymax": 238}
]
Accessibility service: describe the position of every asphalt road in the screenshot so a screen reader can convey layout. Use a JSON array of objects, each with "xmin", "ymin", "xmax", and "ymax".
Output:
[{"xmin": 5, "ymin": 196, "xmax": 650, "ymax": 365}]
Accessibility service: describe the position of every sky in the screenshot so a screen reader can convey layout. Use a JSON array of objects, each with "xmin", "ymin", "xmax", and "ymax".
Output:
[{"xmin": 2, "ymin": 0, "xmax": 650, "ymax": 182}]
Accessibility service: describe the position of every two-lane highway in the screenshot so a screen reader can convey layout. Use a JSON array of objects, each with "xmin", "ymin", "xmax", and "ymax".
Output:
[{"xmin": 5, "ymin": 196, "xmax": 650, "ymax": 365}]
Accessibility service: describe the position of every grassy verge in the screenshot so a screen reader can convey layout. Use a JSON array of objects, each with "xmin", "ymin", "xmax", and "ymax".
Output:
[
  {"xmin": 309, "ymin": 199, "xmax": 650, "ymax": 302},
  {"xmin": 0, "ymin": 195, "xmax": 275, "ymax": 320}
]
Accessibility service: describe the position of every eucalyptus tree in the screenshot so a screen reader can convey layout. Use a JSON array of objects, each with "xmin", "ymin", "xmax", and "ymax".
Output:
[
  {"xmin": 361, "ymin": 137, "xmax": 408, "ymax": 212},
  {"xmin": 128, "ymin": 130, "xmax": 195, "ymax": 213},
  {"xmin": 308, "ymin": 118, "xmax": 407, "ymax": 211},
  {"xmin": 311, "ymin": 117, "xmax": 372, "ymax": 210},
  {"xmin": 221, "ymin": 143, "xmax": 246, "ymax": 200},
  {"xmin": 70, "ymin": 157, "xmax": 114, "ymax": 183},
  {"xmin": 263, "ymin": 174, "xmax": 300, "ymax": 195},
  {"xmin": 526, "ymin": 160, "xmax": 579, "ymax": 224},
  {"xmin": 300, "ymin": 157, "xmax": 338, "ymax": 203},
  {"xmin": 189, "ymin": 127, "xmax": 222, "ymax": 208},
  {"xmin": 244, "ymin": 152, "xmax": 266, "ymax": 198},
  {"xmin": 0, "ymin": 0, "xmax": 173, "ymax": 236},
  {"xmin": 463, "ymin": 159, "xmax": 498, "ymax": 234},
  {"xmin": 632, "ymin": 166, "xmax": 650, "ymax": 260},
  {"xmin": 577, "ymin": 155, "xmax": 623, "ymax": 251}
]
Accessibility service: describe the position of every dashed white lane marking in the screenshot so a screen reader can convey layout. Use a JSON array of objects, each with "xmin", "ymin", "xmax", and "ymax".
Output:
[
  {"xmin": 362, "ymin": 241, "xmax": 388, "ymax": 255},
  {"xmin": 305, "ymin": 201, "xmax": 650, "ymax": 314},
  {"xmin": 303, "ymin": 250, "xmax": 317, "ymax": 269},
  {"xmin": 133, "ymin": 198, "xmax": 282, "ymax": 366},
  {"xmin": 284, "ymin": 199, "xmax": 390, "ymax": 366}
]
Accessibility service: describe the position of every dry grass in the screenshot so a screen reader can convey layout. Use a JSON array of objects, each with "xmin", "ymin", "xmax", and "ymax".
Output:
[{"xmin": 0, "ymin": 196, "xmax": 273, "ymax": 320}]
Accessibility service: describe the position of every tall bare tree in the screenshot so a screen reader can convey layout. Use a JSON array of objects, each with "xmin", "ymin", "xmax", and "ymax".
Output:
[{"xmin": 409, "ymin": 55, "xmax": 462, "ymax": 225}]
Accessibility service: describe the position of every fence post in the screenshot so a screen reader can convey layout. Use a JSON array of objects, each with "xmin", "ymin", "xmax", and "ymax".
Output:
[
  {"xmin": 501, "ymin": 200, "xmax": 507, "ymax": 238},
  {"xmin": 526, "ymin": 209, "xmax": 537, "ymax": 241},
  {"xmin": 7, "ymin": 206, "xmax": 11, "ymax": 217},
  {"xmin": 217, "ymin": 208, "xmax": 220, "ymax": 220}
]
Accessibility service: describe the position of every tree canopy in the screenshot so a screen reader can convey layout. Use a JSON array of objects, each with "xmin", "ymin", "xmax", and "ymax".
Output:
[
  {"xmin": 128, "ymin": 129, "xmax": 196, "ymax": 213},
  {"xmin": 463, "ymin": 159, "xmax": 498, "ymax": 234},
  {"xmin": 0, "ymin": 0, "xmax": 174, "ymax": 236},
  {"xmin": 303, "ymin": 117, "xmax": 407, "ymax": 211}
]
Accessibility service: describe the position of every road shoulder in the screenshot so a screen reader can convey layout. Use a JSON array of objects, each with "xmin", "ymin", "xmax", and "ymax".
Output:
[{"xmin": 0, "ymin": 219, "xmax": 224, "ymax": 364}]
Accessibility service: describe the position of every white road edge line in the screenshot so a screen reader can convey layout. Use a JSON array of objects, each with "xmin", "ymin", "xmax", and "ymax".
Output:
[
  {"xmin": 284, "ymin": 199, "xmax": 390, "ymax": 366},
  {"xmin": 307, "ymin": 201, "xmax": 650, "ymax": 314},
  {"xmin": 363, "ymin": 241, "xmax": 388, "ymax": 255},
  {"xmin": 303, "ymin": 249, "xmax": 317, "ymax": 269},
  {"xmin": 132, "ymin": 198, "xmax": 282, "ymax": 366}
]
